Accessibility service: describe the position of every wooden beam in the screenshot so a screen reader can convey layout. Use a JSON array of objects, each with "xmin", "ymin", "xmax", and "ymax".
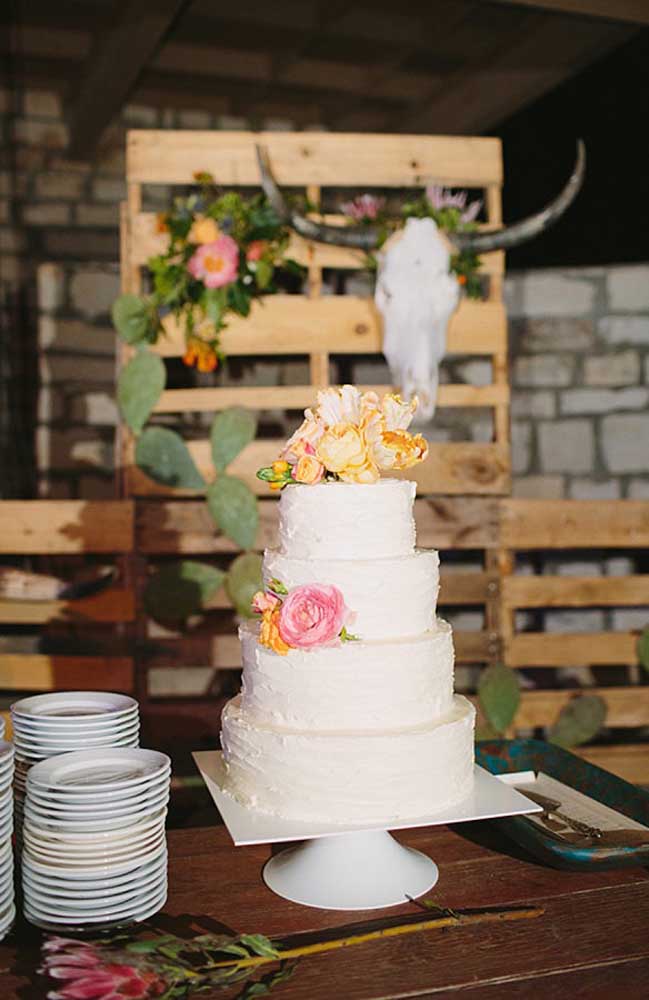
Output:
[
  {"xmin": 489, "ymin": 0, "xmax": 649, "ymax": 26},
  {"xmin": 66, "ymin": 0, "xmax": 188, "ymax": 159}
]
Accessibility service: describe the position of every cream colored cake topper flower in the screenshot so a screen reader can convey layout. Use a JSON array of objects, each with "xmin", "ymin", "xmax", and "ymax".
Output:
[{"xmin": 257, "ymin": 385, "xmax": 428, "ymax": 489}]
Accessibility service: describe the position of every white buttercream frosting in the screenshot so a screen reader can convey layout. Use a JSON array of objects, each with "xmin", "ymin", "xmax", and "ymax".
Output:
[
  {"xmin": 278, "ymin": 479, "xmax": 416, "ymax": 560},
  {"xmin": 221, "ymin": 695, "xmax": 475, "ymax": 823},
  {"xmin": 239, "ymin": 619, "xmax": 453, "ymax": 731},
  {"xmin": 263, "ymin": 548, "xmax": 438, "ymax": 640}
]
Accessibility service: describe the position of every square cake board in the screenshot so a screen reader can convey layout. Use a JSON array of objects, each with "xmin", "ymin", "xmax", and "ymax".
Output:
[{"xmin": 193, "ymin": 752, "xmax": 542, "ymax": 911}]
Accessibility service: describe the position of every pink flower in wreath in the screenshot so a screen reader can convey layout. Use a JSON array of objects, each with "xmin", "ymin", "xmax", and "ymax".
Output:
[
  {"xmin": 187, "ymin": 235, "xmax": 239, "ymax": 288},
  {"xmin": 278, "ymin": 584, "xmax": 350, "ymax": 648},
  {"xmin": 246, "ymin": 239, "xmax": 267, "ymax": 262}
]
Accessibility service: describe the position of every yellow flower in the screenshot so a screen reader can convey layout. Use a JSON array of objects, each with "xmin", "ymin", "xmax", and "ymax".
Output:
[
  {"xmin": 272, "ymin": 461, "xmax": 290, "ymax": 475},
  {"xmin": 316, "ymin": 423, "xmax": 367, "ymax": 474},
  {"xmin": 259, "ymin": 608, "xmax": 291, "ymax": 655},
  {"xmin": 371, "ymin": 429, "xmax": 428, "ymax": 471},
  {"xmin": 294, "ymin": 454, "xmax": 325, "ymax": 485},
  {"xmin": 381, "ymin": 392, "xmax": 418, "ymax": 431},
  {"xmin": 339, "ymin": 458, "xmax": 379, "ymax": 484},
  {"xmin": 314, "ymin": 385, "xmax": 362, "ymax": 426},
  {"xmin": 188, "ymin": 215, "xmax": 221, "ymax": 244}
]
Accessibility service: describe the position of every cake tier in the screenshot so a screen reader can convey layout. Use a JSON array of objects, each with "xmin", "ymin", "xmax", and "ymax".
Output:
[
  {"xmin": 263, "ymin": 549, "xmax": 438, "ymax": 640},
  {"xmin": 239, "ymin": 619, "xmax": 453, "ymax": 731},
  {"xmin": 221, "ymin": 694, "xmax": 475, "ymax": 823},
  {"xmin": 278, "ymin": 479, "xmax": 416, "ymax": 560}
]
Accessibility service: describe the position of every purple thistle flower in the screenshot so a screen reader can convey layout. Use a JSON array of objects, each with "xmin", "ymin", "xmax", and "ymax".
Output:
[{"xmin": 340, "ymin": 194, "xmax": 385, "ymax": 222}]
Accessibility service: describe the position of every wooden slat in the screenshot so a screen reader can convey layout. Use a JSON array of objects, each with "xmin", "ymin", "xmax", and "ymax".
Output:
[
  {"xmin": 152, "ymin": 296, "xmax": 506, "ymax": 358},
  {"xmin": 576, "ymin": 743, "xmax": 649, "ymax": 785},
  {"xmin": 0, "ymin": 501, "xmax": 134, "ymax": 554},
  {"xmin": 0, "ymin": 655, "xmax": 134, "ymax": 692},
  {"xmin": 506, "ymin": 632, "xmax": 639, "ymax": 667},
  {"xmin": 136, "ymin": 497, "xmax": 502, "ymax": 554},
  {"xmin": 513, "ymin": 687, "xmax": 649, "ymax": 729},
  {"xmin": 503, "ymin": 575, "xmax": 649, "ymax": 608},
  {"xmin": 132, "ymin": 211, "xmax": 505, "ymax": 275},
  {"xmin": 154, "ymin": 382, "xmax": 508, "ymax": 414},
  {"xmin": 127, "ymin": 130, "xmax": 503, "ymax": 187},
  {"xmin": 128, "ymin": 440, "xmax": 510, "ymax": 497},
  {"xmin": 0, "ymin": 589, "xmax": 135, "ymax": 625},
  {"xmin": 501, "ymin": 499, "xmax": 649, "ymax": 549},
  {"xmin": 454, "ymin": 631, "xmax": 492, "ymax": 663}
]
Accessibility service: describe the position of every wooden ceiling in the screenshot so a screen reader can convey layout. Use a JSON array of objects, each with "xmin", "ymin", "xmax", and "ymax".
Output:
[{"xmin": 3, "ymin": 0, "xmax": 642, "ymax": 159}]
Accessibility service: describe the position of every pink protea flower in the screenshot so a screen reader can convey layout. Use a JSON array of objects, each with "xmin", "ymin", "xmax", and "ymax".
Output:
[
  {"xmin": 340, "ymin": 194, "xmax": 385, "ymax": 222},
  {"xmin": 278, "ymin": 584, "xmax": 350, "ymax": 648},
  {"xmin": 187, "ymin": 235, "xmax": 239, "ymax": 288},
  {"xmin": 425, "ymin": 185, "xmax": 482, "ymax": 223},
  {"xmin": 40, "ymin": 939, "xmax": 167, "ymax": 1000}
]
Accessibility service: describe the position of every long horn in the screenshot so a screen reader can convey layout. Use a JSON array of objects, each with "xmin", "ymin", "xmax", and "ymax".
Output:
[
  {"xmin": 256, "ymin": 145, "xmax": 380, "ymax": 250},
  {"xmin": 452, "ymin": 140, "xmax": 586, "ymax": 254}
]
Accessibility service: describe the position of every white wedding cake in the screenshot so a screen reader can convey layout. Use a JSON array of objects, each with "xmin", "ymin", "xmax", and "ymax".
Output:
[{"xmin": 220, "ymin": 388, "xmax": 475, "ymax": 823}]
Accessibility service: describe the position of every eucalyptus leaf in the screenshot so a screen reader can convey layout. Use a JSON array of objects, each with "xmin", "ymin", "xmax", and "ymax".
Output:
[
  {"xmin": 144, "ymin": 561, "xmax": 225, "ymax": 622},
  {"xmin": 136, "ymin": 427, "xmax": 205, "ymax": 489},
  {"xmin": 637, "ymin": 626, "xmax": 649, "ymax": 675},
  {"xmin": 226, "ymin": 552, "xmax": 263, "ymax": 617},
  {"xmin": 112, "ymin": 294, "xmax": 154, "ymax": 345},
  {"xmin": 117, "ymin": 350, "xmax": 166, "ymax": 434},
  {"xmin": 548, "ymin": 694, "xmax": 607, "ymax": 748},
  {"xmin": 477, "ymin": 663, "xmax": 520, "ymax": 734},
  {"xmin": 211, "ymin": 408, "xmax": 257, "ymax": 472},
  {"xmin": 207, "ymin": 475, "xmax": 258, "ymax": 550},
  {"xmin": 239, "ymin": 934, "xmax": 279, "ymax": 959}
]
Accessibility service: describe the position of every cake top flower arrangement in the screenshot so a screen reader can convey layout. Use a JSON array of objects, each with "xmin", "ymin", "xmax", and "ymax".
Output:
[{"xmin": 257, "ymin": 385, "xmax": 428, "ymax": 489}]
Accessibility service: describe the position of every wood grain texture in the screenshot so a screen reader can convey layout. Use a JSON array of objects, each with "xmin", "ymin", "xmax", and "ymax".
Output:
[
  {"xmin": 0, "ymin": 589, "xmax": 135, "ymax": 624},
  {"xmin": 127, "ymin": 130, "xmax": 503, "ymax": 186},
  {"xmin": 502, "ymin": 574, "xmax": 649, "ymax": 608},
  {"xmin": 512, "ymin": 686, "xmax": 649, "ymax": 728},
  {"xmin": 577, "ymin": 743, "xmax": 649, "ymax": 785},
  {"xmin": 506, "ymin": 631, "xmax": 639, "ymax": 667},
  {"xmin": 0, "ymin": 654, "xmax": 134, "ymax": 692},
  {"xmin": 0, "ymin": 501, "xmax": 134, "ymax": 554},
  {"xmin": 501, "ymin": 499, "xmax": 649, "ymax": 548}
]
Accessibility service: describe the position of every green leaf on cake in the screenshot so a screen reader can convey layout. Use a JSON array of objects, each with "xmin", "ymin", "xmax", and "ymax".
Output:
[
  {"xmin": 135, "ymin": 427, "xmax": 205, "ymax": 490},
  {"xmin": 112, "ymin": 294, "xmax": 156, "ymax": 345},
  {"xmin": 210, "ymin": 407, "xmax": 257, "ymax": 472},
  {"xmin": 207, "ymin": 475, "xmax": 258, "ymax": 550},
  {"xmin": 143, "ymin": 561, "xmax": 225, "ymax": 623},
  {"xmin": 226, "ymin": 552, "xmax": 263, "ymax": 618},
  {"xmin": 548, "ymin": 694, "xmax": 607, "ymax": 748},
  {"xmin": 477, "ymin": 663, "xmax": 520, "ymax": 735},
  {"xmin": 637, "ymin": 626, "xmax": 649, "ymax": 675},
  {"xmin": 117, "ymin": 349, "xmax": 166, "ymax": 434}
]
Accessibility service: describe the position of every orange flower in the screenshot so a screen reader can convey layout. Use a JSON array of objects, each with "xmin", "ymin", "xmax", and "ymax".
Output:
[
  {"xmin": 457, "ymin": 274, "xmax": 467, "ymax": 285},
  {"xmin": 259, "ymin": 608, "xmax": 291, "ymax": 655},
  {"xmin": 155, "ymin": 213, "xmax": 168, "ymax": 234},
  {"xmin": 188, "ymin": 215, "xmax": 221, "ymax": 244},
  {"xmin": 294, "ymin": 454, "xmax": 325, "ymax": 485},
  {"xmin": 183, "ymin": 337, "xmax": 219, "ymax": 373}
]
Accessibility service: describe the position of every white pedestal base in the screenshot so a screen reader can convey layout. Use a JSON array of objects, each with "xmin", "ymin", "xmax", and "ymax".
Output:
[{"xmin": 263, "ymin": 829, "xmax": 438, "ymax": 911}]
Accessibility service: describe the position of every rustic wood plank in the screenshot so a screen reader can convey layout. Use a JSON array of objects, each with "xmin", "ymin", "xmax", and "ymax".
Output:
[
  {"xmin": 154, "ymin": 382, "xmax": 508, "ymax": 414},
  {"xmin": 506, "ymin": 632, "xmax": 639, "ymax": 667},
  {"xmin": 512, "ymin": 686, "xmax": 649, "ymax": 728},
  {"xmin": 127, "ymin": 130, "xmax": 503, "ymax": 186},
  {"xmin": 136, "ymin": 497, "xmax": 502, "ymax": 554},
  {"xmin": 492, "ymin": 0, "xmax": 649, "ymax": 25},
  {"xmin": 128, "ymin": 441, "xmax": 510, "ymax": 497},
  {"xmin": 503, "ymin": 575, "xmax": 649, "ymax": 608},
  {"xmin": 0, "ymin": 589, "xmax": 135, "ymax": 624},
  {"xmin": 153, "ymin": 296, "xmax": 506, "ymax": 358},
  {"xmin": 0, "ymin": 655, "xmax": 134, "ymax": 692},
  {"xmin": 501, "ymin": 499, "xmax": 649, "ymax": 549},
  {"xmin": 0, "ymin": 501, "xmax": 134, "ymax": 554},
  {"xmin": 576, "ymin": 743, "xmax": 649, "ymax": 785}
]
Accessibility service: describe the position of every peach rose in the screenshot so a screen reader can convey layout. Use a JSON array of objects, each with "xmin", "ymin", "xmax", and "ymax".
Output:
[
  {"xmin": 294, "ymin": 454, "xmax": 325, "ymax": 485},
  {"xmin": 281, "ymin": 417, "xmax": 323, "ymax": 463},
  {"xmin": 188, "ymin": 215, "xmax": 221, "ymax": 244},
  {"xmin": 252, "ymin": 590, "xmax": 280, "ymax": 614},
  {"xmin": 316, "ymin": 423, "xmax": 366, "ymax": 474},
  {"xmin": 278, "ymin": 584, "xmax": 350, "ymax": 649},
  {"xmin": 371, "ymin": 429, "xmax": 428, "ymax": 470}
]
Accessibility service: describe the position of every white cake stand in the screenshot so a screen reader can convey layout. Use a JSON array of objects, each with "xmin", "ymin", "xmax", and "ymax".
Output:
[{"xmin": 193, "ymin": 751, "xmax": 541, "ymax": 911}]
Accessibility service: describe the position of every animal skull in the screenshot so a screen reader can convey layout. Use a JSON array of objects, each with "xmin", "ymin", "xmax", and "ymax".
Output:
[
  {"xmin": 375, "ymin": 217, "xmax": 459, "ymax": 422},
  {"xmin": 255, "ymin": 142, "xmax": 585, "ymax": 422}
]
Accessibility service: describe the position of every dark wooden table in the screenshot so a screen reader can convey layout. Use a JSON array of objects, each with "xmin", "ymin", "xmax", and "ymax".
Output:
[{"xmin": 2, "ymin": 821, "xmax": 649, "ymax": 998}]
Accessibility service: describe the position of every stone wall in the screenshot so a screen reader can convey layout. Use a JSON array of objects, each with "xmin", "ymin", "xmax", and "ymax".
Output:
[{"xmin": 2, "ymin": 86, "xmax": 649, "ymax": 500}]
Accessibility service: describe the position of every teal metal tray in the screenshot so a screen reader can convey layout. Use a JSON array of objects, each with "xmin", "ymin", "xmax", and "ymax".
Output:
[{"xmin": 475, "ymin": 739, "xmax": 649, "ymax": 870}]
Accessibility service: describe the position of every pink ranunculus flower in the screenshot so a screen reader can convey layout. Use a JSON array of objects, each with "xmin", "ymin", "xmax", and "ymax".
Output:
[
  {"xmin": 251, "ymin": 590, "xmax": 280, "ymax": 614},
  {"xmin": 187, "ymin": 235, "xmax": 239, "ymax": 288},
  {"xmin": 278, "ymin": 584, "xmax": 350, "ymax": 648}
]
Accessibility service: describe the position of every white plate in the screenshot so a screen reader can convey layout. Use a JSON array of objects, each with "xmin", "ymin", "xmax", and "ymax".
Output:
[
  {"xmin": 11, "ymin": 692, "xmax": 138, "ymax": 721},
  {"xmin": 24, "ymin": 807, "xmax": 165, "ymax": 841},
  {"xmin": 0, "ymin": 742, "xmax": 14, "ymax": 762},
  {"xmin": 23, "ymin": 824, "xmax": 166, "ymax": 857},
  {"xmin": 0, "ymin": 819, "xmax": 13, "ymax": 841},
  {"xmin": 25, "ymin": 768, "xmax": 170, "ymax": 805},
  {"xmin": 23, "ymin": 796, "xmax": 169, "ymax": 830},
  {"xmin": 25, "ymin": 883, "xmax": 167, "ymax": 924},
  {"xmin": 23, "ymin": 832, "xmax": 166, "ymax": 866},
  {"xmin": 26, "ymin": 777, "xmax": 170, "ymax": 813},
  {"xmin": 12, "ymin": 708, "xmax": 138, "ymax": 732},
  {"xmin": 22, "ymin": 849, "xmax": 166, "ymax": 890},
  {"xmin": 16, "ymin": 737, "xmax": 141, "ymax": 763},
  {"xmin": 25, "ymin": 870, "xmax": 167, "ymax": 915},
  {"xmin": 14, "ymin": 724, "xmax": 140, "ymax": 749},
  {"xmin": 23, "ymin": 855, "xmax": 166, "ymax": 897},
  {"xmin": 28, "ymin": 749, "xmax": 170, "ymax": 792},
  {"xmin": 0, "ymin": 903, "xmax": 16, "ymax": 937}
]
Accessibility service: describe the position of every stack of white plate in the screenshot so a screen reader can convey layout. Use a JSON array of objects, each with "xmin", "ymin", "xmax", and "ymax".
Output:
[
  {"xmin": 0, "ymin": 741, "xmax": 15, "ymax": 939},
  {"xmin": 22, "ymin": 748, "xmax": 170, "ymax": 931},
  {"xmin": 11, "ymin": 692, "xmax": 139, "ymax": 836}
]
